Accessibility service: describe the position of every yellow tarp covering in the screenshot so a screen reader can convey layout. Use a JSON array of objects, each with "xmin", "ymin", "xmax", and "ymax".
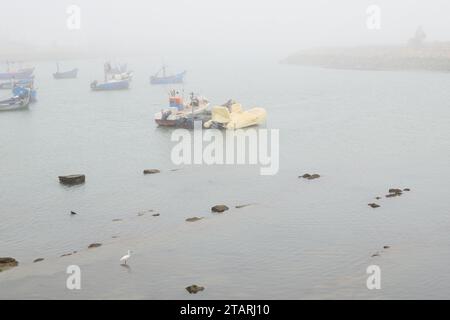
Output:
[{"xmin": 205, "ymin": 103, "xmax": 267, "ymax": 129}]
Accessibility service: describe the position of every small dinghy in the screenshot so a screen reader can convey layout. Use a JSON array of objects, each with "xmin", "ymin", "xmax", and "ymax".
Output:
[
  {"xmin": 154, "ymin": 91, "xmax": 209, "ymax": 127},
  {"xmin": 0, "ymin": 88, "xmax": 31, "ymax": 111}
]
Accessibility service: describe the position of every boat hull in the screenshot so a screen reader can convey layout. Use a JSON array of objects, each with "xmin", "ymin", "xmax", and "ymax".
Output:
[{"xmin": 91, "ymin": 79, "xmax": 130, "ymax": 91}]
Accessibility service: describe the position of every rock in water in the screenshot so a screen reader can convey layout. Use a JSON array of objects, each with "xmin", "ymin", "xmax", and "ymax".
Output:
[
  {"xmin": 0, "ymin": 257, "xmax": 18, "ymax": 271},
  {"xmin": 211, "ymin": 205, "xmax": 229, "ymax": 213},
  {"xmin": 300, "ymin": 173, "xmax": 311, "ymax": 178},
  {"xmin": 368, "ymin": 203, "xmax": 380, "ymax": 208},
  {"xmin": 143, "ymin": 169, "xmax": 160, "ymax": 175},
  {"xmin": 186, "ymin": 217, "xmax": 203, "ymax": 222},
  {"xmin": 88, "ymin": 243, "xmax": 102, "ymax": 249},
  {"xmin": 308, "ymin": 174, "xmax": 321, "ymax": 180},
  {"xmin": 185, "ymin": 285, "xmax": 205, "ymax": 294},
  {"xmin": 389, "ymin": 188, "xmax": 402, "ymax": 194},
  {"xmin": 33, "ymin": 258, "xmax": 44, "ymax": 263},
  {"xmin": 59, "ymin": 174, "xmax": 85, "ymax": 186},
  {"xmin": 403, "ymin": 188, "xmax": 411, "ymax": 192}
]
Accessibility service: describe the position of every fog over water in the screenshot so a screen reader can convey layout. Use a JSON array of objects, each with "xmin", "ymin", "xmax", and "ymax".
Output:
[
  {"xmin": 2, "ymin": 0, "xmax": 450, "ymax": 60},
  {"xmin": 0, "ymin": 1, "xmax": 450, "ymax": 299}
]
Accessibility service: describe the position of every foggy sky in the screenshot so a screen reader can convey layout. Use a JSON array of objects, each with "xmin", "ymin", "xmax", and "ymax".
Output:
[{"xmin": 1, "ymin": 0, "xmax": 450, "ymax": 59}]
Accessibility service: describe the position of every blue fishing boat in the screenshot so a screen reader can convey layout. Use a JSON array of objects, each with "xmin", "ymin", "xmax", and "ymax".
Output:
[
  {"xmin": 150, "ymin": 65, "xmax": 186, "ymax": 85},
  {"xmin": 53, "ymin": 63, "xmax": 78, "ymax": 79},
  {"xmin": 91, "ymin": 62, "xmax": 131, "ymax": 91},
  {"xmin": 90, "ymin": 79, "xmax": 130, "ymax": 91}
]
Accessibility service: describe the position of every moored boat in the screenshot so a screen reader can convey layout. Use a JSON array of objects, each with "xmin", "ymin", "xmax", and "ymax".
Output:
[
  {"xmin": 154, "ymin": 91, "xmax": 209, "ymax": 127},
  {"xmin": 53, "ymin": 63, "xmax": 78, "ymax": 79},
  {"xmin": 91, "ymin": 62, "xmax": 132, "ymax": 91},
  {"xmin": 150, "ymin": 65, "xmax": 186, "ymax": 85},
  {"xmin": 0, "ymin": 68, "xmax": 34, "ymax": 80}
]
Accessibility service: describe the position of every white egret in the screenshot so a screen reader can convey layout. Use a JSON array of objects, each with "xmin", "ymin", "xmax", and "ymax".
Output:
[{"xmin": 120, "ymin": 250, "xmax": 132, "ymax": 265}]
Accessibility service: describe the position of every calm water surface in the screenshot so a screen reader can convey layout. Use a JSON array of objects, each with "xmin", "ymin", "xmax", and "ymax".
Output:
[{"xmin": 0, "ymin": 57, "xmax": 449, "ymax": 299}]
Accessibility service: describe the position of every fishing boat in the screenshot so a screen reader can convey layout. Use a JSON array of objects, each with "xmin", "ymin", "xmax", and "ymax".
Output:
[
  {"xmin": 105, "ymin": 62, "xmax": 133, "ymax": 81},
  {"xmin": 91, "ymin": 62, "xmax": 131, "ymax": 91},
  {"xmin": 154, "ymin": 90, "xmax": 209, "ymax": 127},
  {"xmin": 53, "ymin": 63, "xmax": 78, "ymax": 79},
  {"xmin": 0, "ymin": 67, "xmax": 34, "ymax": 80},
  {"xmin": 204, "ymin": 100, "xmax": 267, "ymax": 129},
  {"xmin": 150, "ymin": 65, "xmax": 186, "ymax": 85},
  {"xmin": 0, "ymin": 88, "xmax": 31, "ymax": 111}
]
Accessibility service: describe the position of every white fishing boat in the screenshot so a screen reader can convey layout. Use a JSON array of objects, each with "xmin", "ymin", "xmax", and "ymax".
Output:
[
  {"xmin": 0, "ymin": 88, "xmax": 31, "ymax": 111},
  {"xmin": 154, "ymin": 90, "xmax": 209, "ymax": 127}
]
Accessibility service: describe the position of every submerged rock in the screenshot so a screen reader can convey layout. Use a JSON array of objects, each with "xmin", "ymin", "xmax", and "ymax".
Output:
[
  {"xmin": 0, "ymin": 257, "xmax": 18, "ymax": 271},
  {"xmin": 385, "ymin": 193, "xmax": 401, "ymax": 198},
  {"xmin": 211, "ymin": 205, "xmax": 229, "ymax": 213},
  {"xmin": 60, "ymin": 253, "xmax": 72, "ymax": 257},
  {"xmin": 375, "ymin": 196, "xmax": 382, "ymax": 200},
  {"xmin": 33, "ymin": 258, "xmax": 44, "ymax": 263},
  {"xmin": 70, "ymin": 211, "xmax": 77, "ymax": 215},
  {"xmin": 58, "ymin": 174, "xmax": 85, "ymax": 186},
  {"xmin": 383, "ymin": 245, "xmax": 391, "ymax": 249},
  {"xmin": 112, "ymin": 219, "xmax": 123, "ymax": 222},
  {"xmin": 88, "ymin": 243, "xmax": 102, "ymax": 249},
  {"xmin": 143, "ymin": 169, "xmax": 160, "ymax": 175},
  {"xmin": 299, "ymin": 173, "xmax": 321, "ymax": 180},
  {"xmin": 186, "ymin": 217, "xmax": 203, "ymax": 222},
  {"xmin": 185, "ymin": 285, "xmax": 205, "ymax": 294},
  {"xmin": 371, "ymin": 252, "xmax": 380, "ymax": 258},
  {"xmin": 152, "ymin": 213, "xmax": 160, "ymax": 217},
  {"xmin": 368, "ymin": 203, "xmax": 380, "ymax": 208},
  {"xmin": 403, "ymin": 188, "xmax": 411, "ymax": 192}
]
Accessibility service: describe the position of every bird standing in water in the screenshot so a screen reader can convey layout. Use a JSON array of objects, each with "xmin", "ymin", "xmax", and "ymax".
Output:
[{"xmin": 120, "ymin": 250, "xmax": 132, "ymax": 265}]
